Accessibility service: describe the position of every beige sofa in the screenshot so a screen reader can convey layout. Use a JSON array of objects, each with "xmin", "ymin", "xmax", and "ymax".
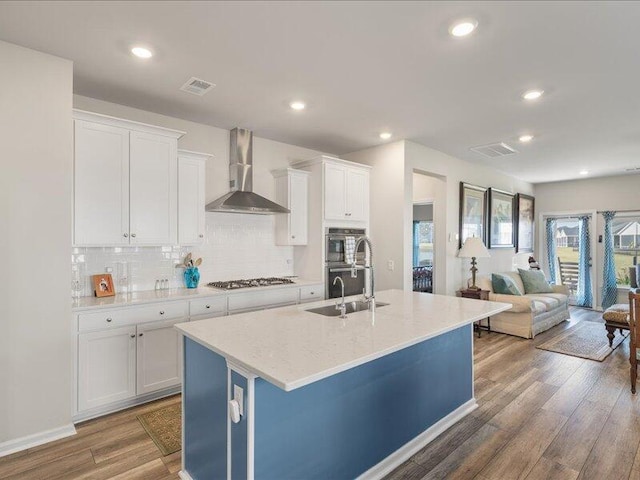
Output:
[{"xmin": 477, "ymin": 271, "xmax": 570, "ymax": 339}]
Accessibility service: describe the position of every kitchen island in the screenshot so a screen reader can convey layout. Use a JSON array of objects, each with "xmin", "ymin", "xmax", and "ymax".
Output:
[{"xmin": 175, "ymin": 289, "xmax": 511, "ymax": 480}]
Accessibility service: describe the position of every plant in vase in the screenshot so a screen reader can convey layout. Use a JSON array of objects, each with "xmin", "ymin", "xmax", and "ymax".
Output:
[{"xmin": 182, "ymin": 253, "xmax": 203, "ymax": 288}]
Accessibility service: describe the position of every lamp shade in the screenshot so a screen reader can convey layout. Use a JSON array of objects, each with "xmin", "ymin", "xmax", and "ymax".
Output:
[{"xmin": 459, "ymin": 237, "xmax": 490, "ymax": 258}]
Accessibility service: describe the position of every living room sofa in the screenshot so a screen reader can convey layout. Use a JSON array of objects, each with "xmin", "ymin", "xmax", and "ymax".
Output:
[{"xmin": 477, "ymin": 271, "xmax": 570, "ymax": 339}]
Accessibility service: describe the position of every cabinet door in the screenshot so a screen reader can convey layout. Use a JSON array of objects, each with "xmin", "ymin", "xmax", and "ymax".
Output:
[
  {"xmin": 74, "ymin": 120, "xmax": 130, "ymax": 246},
  {"xmin": 130, "ymin": 132, "xmax": 177, "ymax": 245},
  {"xmin": 78, "ymin": 326, "xmax": 137, "ymax": 411},
  {"xmin": 345, "ymin": 168, "xmax": 369, "ymax": 222},
  {"xmin": 324, "ymin": 163, "xmax": 347, "ymax": 220},
  {"xmin": 178, "ymin": 156, "xmax": 205, "ymax": 245},
  {"xmin": 136, "ymin": 318, "xmax": 183, "ymax": 395},
  {"xmin": 289, "ymin": 172, "xmax": 308, "ymax": 245}
]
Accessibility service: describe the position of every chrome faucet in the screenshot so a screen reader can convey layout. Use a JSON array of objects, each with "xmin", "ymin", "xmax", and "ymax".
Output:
[
  {"xmin": 352, "ymin": 236, "xmax": 375, "ymax": 311},
  {"xmin": 333, "ymin": 277, "xmax": 347, "ymax": 318}
]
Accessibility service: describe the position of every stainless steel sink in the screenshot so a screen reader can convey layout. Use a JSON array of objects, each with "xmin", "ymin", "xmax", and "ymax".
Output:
[{"xmin": 306, "ymin": 301, "xmax": 389, "ymax": 317}]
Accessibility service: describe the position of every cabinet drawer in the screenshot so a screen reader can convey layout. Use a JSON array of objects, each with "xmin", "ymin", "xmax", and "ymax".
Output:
[
  {"xmin": 300, "ymin": 285, "xmax": 324, "ymax": 302},
  {"xmin": 190, "ymin": 297, "xmax": 227, "ymax": 317},
  {"xmin": 78, "ymin": 301, "xmax": 188, "ymax": 332},
  {"xmin": 228, "ymin": 288, "xmax": 299, "ymax": 312}
]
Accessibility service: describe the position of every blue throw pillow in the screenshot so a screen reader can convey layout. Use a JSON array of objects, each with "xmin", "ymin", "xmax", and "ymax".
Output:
[
  {"xmin": 492, "ymin": 274, "xmax": 523, "ymax": 296},
  {"xmin": 518, "ymin": 268, "xmax": 553, "ymax": 294}
]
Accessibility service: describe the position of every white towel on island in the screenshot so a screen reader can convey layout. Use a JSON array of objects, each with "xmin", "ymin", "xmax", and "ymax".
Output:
[{"xmin": 345, "ymin": 236, "xmax": 356, "ymax": 264}]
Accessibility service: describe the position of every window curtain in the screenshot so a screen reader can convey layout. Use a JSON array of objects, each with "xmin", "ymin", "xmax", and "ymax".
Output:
[
  {"xmin": 576, "ymin": 215, "xmax": 593, "ymax": 308},
  {"xmin": 601, "ymin": 211, "xmax": 618, "ymax": 309},
  {"xmin": 545, "ymin": 218, "xmax": 558, "ymax": 284},
  {"xmin": 413, "ymin": 221, "xmax": 420, "ymax": 267}
]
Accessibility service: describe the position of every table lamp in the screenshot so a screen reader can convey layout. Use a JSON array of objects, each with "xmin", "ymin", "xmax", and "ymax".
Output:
[{"xmin": 458, "ymin": 236, "xmax": 490, "ymax": 290}]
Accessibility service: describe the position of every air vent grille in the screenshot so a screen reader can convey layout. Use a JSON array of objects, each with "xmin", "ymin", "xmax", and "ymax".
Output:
[
  {"xmin": 625, "ymin": 167, "xmax": 640, "ymax": 172},
  {"xmin": 470, "ymin": 142, "xmax": 518, "ymax": 158},
  {"xmin": 180, "ymin": 77, "xmax": 216, "ymax": 96}
]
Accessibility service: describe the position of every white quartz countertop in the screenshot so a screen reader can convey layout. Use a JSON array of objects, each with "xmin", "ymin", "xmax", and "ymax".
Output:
[
  {"xmin": 71, "ymin": 278, "xmax": 322, "ymax": 312},
  {"xmin": 175, "ymin": 289, "xmax": 512, "ymax": 391}
]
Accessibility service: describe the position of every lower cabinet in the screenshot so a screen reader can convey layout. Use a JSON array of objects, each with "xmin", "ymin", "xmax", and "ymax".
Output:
[
  {"xmin": 78, "ymin": 325, "xmax": 137, "ymax": 412},
  {"xmin": 136, "ymin": 318, "xmax": 183, "ymax": 395}
]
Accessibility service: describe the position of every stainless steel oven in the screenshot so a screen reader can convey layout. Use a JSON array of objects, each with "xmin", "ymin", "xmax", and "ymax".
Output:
[
  {"xmin": 325, "ymin": 228, "xmax": 366, "ymax": 265},
  {"xmin": 325, "ymin": 228, "xmax": 367, "ymax": 299},
  {"xmin": 326, "ymin": 266, "xmax": 366, "ymax": 299}
]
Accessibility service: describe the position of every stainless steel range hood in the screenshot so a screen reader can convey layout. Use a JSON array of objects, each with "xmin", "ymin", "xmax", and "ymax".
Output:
[{"xmin": 205, "ymin": 128, "xmax": 290, "ymax": 214}]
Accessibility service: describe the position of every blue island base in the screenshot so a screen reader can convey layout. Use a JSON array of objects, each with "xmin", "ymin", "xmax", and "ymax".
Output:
[{"xmin": 182, "ymin": 324, "xmax": 474, "ymax": 480}]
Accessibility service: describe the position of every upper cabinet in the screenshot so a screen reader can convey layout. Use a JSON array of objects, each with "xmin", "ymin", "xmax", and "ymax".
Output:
[
  {"xmin": 323, "ymin": 161, "xmax": 370, "ymax": 223},
  {"xmin": 178, "ymin": 150, "xmax": 209, "ymax": 245},
  {"xmin": 73, "ymin": 110, "xmax": 185, "ymax": 246},
  {"xmin": 273, "ymin": 168, "xmax": 309, "ymax": 245}
]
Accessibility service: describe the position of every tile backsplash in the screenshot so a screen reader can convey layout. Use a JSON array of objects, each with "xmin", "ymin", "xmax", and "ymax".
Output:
[{"xmin": 72, "ymin": 212, "xmax": 295, "ymax": 297}]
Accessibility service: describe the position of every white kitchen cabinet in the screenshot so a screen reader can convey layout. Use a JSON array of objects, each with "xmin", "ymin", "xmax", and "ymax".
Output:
[
  {"xmin": 323, "ymin": 162, "xmax": 370, "ymax": 222},
  {"xmin": 73, "ymin": 110, "xmax": 184, "ymax": 246},
  {"xmin": 136, "ymin": 318, "xmax": 183, "ymax": 395},
  {"xmin": 178, "ymin": 150, "xmax": 208, "ymax": 245},
  {"xmin": 273, "ymin": 168, "xmax": 309, "ymax": 245},
  {"xmin": 74, "ymin": 120, "xmax": 130, "ymax": 246},
  {"xmin": 129, "ymin": 131, "xmax": 177, "ymax": 245},
  {"xmin": 78, "ymin": 325, "xmax": 137, "ymax": 411}
]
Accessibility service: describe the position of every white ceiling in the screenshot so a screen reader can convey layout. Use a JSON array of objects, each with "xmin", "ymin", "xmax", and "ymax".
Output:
[{"xmin": 1, "ymin": 1, "xmax": 639, "ymax": 184}]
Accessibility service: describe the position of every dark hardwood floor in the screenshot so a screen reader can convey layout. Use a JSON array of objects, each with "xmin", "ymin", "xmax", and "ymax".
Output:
[{"xmin": 1, "ymin": 308, "xmax": 637, "ymax": 479}]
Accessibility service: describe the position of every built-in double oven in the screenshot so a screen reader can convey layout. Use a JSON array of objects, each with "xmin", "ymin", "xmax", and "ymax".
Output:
[{"xmin": 325, "ymin": 228, "xmax": 367, "ymax": 299}]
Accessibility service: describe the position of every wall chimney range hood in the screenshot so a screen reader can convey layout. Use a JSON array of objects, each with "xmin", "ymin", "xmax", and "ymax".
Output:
[{"xmin": 205, "ymin": 128, "xmax": 290, "ymax": 214}]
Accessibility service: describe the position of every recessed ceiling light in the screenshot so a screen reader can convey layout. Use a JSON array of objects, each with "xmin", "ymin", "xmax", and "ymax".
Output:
[
  {"xmin": 289, "ymin": 101, "xmax": 306, "ymax": 111},
  {"xmin": 131, "ymin": 46, "xmax": 153, "ymax": 59},
  {"xmin": 580, "ymin": 170, "xmax": 589, "ymax": 175},
  {"xmin": 519, "ymin": 134, "xmax": 534, "ymax": 143},
  {"xmin": 379, "ymin": 132, "xmax": 392, "ymax": 140},
  {"xmin": 449, "ymin": 19, "xmax": 478, "ymax": 37},
  {"xmin": 522, "ymin": 89, "xmax": 544, "ymax": 101}
]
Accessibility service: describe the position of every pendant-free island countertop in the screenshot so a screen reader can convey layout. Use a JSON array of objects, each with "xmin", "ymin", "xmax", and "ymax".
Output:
[{"xmin": 175, "ymin": 289, "xmax": 511, "ymax": 391}]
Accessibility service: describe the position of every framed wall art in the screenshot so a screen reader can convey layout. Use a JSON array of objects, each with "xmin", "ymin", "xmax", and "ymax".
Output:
[
  {"xmin": 487, "ymin": 188, "xmax": 515, "ymax": 248},
  {"xmin": 515, "ymin": 193, "xmax": 535, "ymax": 253},
  {"xmin": 459, "ymin": 182, "xmax": 487, "ymax": 249}
]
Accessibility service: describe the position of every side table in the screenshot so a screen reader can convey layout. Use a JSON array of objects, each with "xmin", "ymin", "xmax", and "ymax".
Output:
[{"xmin": 457, "ymin": 288, "xmax": 491, "ymax": 337}]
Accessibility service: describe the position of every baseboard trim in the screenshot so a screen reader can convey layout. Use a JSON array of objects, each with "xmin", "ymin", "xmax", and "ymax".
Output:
[
  {"xmin": 356, "ymin": 398, "xmax": 478, "ymax": 480},
  {"xmin": 178, "ymin": 470, "xmax": 194, "ymax": 480},
  {"xmin": 0, "ymin": 423, "xmax": 77, "ymax": 458}
]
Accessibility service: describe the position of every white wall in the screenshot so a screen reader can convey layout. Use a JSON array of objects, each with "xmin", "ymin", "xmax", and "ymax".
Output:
[
  {"xmin": 0, "ymin": 42, "xmax": 73, "ymax": 449},
  {"xmin": 343, "ymin": 141, "xmax": 406, "ymax": 290},
  {"xmin": 72, "ymin": 96, "xmax": 324, "ymax": 284},
  {"xmin": 346, "ymin": 140, "xmax": 534, "ymax": 295},
  {"xmin": 535, "ymin": 173, "xmax": 640, "ymax": 307}
]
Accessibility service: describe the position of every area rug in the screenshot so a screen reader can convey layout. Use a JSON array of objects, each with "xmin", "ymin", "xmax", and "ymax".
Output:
[
  {"xmin": 536, "ymin": 321, "xmax": 628, "ymax": 362},
  {"xmin": 137, "ymin": 403, "xmax": 181, "ymax": 456}
]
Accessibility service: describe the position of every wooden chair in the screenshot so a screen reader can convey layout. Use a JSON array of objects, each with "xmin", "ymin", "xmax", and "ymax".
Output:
[
  {"xmin": 630, "ymin": 291, "xmax": 639, "ymax": 394},
  {"xmin": 558, "ymin": 258, "xmax": 579, "ymax": 297}
]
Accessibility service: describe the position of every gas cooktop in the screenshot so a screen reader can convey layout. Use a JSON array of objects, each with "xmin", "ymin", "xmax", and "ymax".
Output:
[{"xmin": 207, "ymin": 277, "xmax": 295, "ymax": 290}]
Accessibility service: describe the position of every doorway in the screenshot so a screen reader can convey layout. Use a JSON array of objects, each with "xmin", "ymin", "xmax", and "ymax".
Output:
[{"xmin": 413, "ymin": 203, "xmax": 434, "ymax": 293}]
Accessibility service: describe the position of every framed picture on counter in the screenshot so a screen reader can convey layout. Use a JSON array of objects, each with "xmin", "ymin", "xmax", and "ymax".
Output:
[
  {"xmin": 459, "ymin": 182, "xmax": 487, "ymax": 249},
  {"xmin": 487, "ymin": 188, "xmax": 515, "ymax": 248},
  {"xmin": 515, "ymin": 193, "xmax": 535, "ymax": 253},
  {"xmin": 92, "ymin": 273, "xmax": 115, "ymax": 297}
]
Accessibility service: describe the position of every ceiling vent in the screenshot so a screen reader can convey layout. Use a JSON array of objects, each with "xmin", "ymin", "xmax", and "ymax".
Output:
[
  {"xmin": 180, "ymin": 77, "xmax": 215, "ymax": 96},
  {"xmin": 470, "ymin": 142, "xmax": 518, "ymax": 158}
]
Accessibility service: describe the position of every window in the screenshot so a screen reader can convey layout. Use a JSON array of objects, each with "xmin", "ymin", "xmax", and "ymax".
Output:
[
  {"xmin": 413, "ymin": 221, "xmax": 434, "ymax": 267},
  {"xmin": 613, "ymin": 214, "xmax": 640, "ymax": 286}
]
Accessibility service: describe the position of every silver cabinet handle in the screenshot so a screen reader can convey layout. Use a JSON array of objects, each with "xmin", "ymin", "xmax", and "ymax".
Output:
[
  {"xmin": 130, "ymin": 334, "xmax": 135, "ymax": 338},
  {"xmin": 345, "ymin": 213, "xmax": 351, "ymax": 216},
  {"xmin": 292, "ymin": 235, "xmax": 296, "ymax": 239},
  {"xmin": 123, "ymin": 233, "xmax": 128, "ymax": 238},
  {"xmin": 139, "ymin": 333, "xmax": 143, "ymax": 337},
  {"xmin": 131, "ymin": 233, "xmax": 136, "ymax": 238},
  {"xmin": 159, "ymin": 311, "xmax": 165, "ymax": 315},
  {"xmin": 205, "ymin": 305, "xmax": 211, "ymax": 309},
  {"xmin": 310, "ymin": 292, "xmax": 315, "ymax": 295},
  {"xmin": 199, "ymin": 234, "xmax": 204, "ymax": 238},
  {"xmin": 106, "ymin": 318, "xmax": 112, "ymax": 322}
]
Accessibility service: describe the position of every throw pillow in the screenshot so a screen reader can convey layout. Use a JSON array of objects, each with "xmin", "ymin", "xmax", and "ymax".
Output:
[
  {"xmin": 492, "ymin": 274, "xmax": 523, "ymax": 296},
  {"xmin": 518, "ymin": 268, "xmax": 553, "ymax": 294}
]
